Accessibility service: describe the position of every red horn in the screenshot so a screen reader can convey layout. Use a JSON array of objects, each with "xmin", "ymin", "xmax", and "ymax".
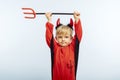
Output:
[
  {"xmin": 70, "ymin": 18, "xmax": 73, "ymax": 27},
  {"xmin": 56, "ymin": 18, "xmax": 60, "ymax": 27}
]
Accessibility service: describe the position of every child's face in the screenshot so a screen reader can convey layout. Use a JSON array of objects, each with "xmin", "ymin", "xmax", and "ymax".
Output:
[{"xmin": 56, "ymin": 34, "xmax": 72, "ymax": 47}]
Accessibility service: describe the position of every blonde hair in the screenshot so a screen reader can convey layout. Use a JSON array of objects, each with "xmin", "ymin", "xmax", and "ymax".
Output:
[{"xmin": 56, "ymin": 25, "xmax": 73, "ymax": 36}]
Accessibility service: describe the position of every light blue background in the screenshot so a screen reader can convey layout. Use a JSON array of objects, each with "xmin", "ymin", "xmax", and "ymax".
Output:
[{"xmin": 0, "ymin": 0, "xmax": 120, "ymax": 80}]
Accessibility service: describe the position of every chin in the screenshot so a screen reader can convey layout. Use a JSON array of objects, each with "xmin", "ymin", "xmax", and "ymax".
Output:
[{"xmin": 60, "ymin": 44, "xmax": 69, "ymax": 47}]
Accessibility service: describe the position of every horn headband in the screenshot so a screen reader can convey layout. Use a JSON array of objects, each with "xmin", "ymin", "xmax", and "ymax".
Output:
[{"xmin": 55, "ymin": 18, "xmax": 73, "ymax": 30}]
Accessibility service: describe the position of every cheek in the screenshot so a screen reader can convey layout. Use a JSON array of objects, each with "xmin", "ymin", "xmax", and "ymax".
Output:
[
  {"xmin": 69, "ymin": 38, "xmax": 72, "ymax": 42},
  {"xmin": 67, "ymin": 38, "xmax": 72, "ymax": 43},
  {"xmin": 56, "ymin": 37, "xmax": 61, "ymax": 42},
  {"xmin": 57, "ymin": 39, "xmax": 61, "ymax": 42}
]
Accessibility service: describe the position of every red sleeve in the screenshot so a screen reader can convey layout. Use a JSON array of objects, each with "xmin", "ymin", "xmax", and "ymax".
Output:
[
  {"xmin": 74, "ymin": 19, "xmax": 83, "ymax": 42},
  {"xmin": 45, "ymin": 22, "xmax": 54, "ymax": 47}
]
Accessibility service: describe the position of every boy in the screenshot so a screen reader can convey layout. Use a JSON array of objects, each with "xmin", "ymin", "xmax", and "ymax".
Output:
[{"xmin": 45, "ymin": 11, "xmax": 82, "ymax": 80}]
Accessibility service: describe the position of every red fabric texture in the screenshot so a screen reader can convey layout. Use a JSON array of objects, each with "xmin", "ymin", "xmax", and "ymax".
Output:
[{"xmin": 45, "ymin": 19, "xmax": 82, "ymax": 80}]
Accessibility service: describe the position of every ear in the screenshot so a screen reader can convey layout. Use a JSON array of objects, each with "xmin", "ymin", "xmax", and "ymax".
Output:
[
  {"xmin": 69, "ymin": 36, "xmax": 73, "ymax": 43},
  {"xmin": 55, "ymin": 36, "xmax": 58, "ymax": 40},
  {"xmin": 55, "ymin": 36, "xmax": 58, "ymax": 42},
  {"xmin": 71, "ymin": 36, "xmax": 73, "ymax": 39}
]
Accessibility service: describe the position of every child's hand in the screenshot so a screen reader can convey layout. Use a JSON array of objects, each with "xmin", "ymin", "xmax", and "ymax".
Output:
[
  {"xmin": 45, "ymin": 12, "xmax": 52, "ymax": 22},
  {"xmin": 73, "ymin": 11, "xmax": 80, "ymax": 23}
]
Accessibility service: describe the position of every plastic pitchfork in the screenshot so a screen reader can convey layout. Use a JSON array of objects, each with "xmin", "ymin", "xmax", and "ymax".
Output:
[{"xmin": 22, "ymin": 8, "xmax": 74, "ymax": 19}]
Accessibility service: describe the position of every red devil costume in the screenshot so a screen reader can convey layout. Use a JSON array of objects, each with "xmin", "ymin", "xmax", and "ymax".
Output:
[{"xmin": 45, "ymin": 18, "xmax": 82, "ymax": 80}]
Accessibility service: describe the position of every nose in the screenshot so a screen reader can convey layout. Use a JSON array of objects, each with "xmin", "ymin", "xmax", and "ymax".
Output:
[{"xmin": 62, "ymin": 37, "xmax": 65, "ymax": 41}]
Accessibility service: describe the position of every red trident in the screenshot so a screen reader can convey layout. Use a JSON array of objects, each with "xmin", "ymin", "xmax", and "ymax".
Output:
[
  {"xmin": 22, "ymin": 8, "xmax": 36, "ymax": 19},
  {"xmin": 22, "ymin": 8, "xmax": 73, "ymax": 19}
]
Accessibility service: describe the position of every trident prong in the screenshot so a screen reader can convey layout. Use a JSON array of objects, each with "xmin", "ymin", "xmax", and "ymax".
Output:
[{"xmin": 22, "ymin": 8, "xmax": 36, "ymax": 19}]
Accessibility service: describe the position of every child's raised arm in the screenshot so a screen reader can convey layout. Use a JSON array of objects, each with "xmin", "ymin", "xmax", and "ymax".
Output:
[
  {"xmin": 73, "ymin": 11, "xmax": 80, "ymax": 23},
  {"xmin": 45, "ymin": 12, "xmax": 54, "ymax": 47},
  {"xmin": 73, "ymin": 11, "xmax": 82, "ymax": 42},
  {"xmin": 45, "ymin": 12, "xmax": 52, "ymax": 23}
]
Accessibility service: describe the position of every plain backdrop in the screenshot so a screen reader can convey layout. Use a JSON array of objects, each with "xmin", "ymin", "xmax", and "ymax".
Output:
[{"xmin": 0, "ymin": 0, "xmax": 120, "ymax": 80}]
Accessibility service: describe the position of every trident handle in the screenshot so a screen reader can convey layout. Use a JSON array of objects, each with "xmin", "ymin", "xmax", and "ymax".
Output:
[
  {"xmin": 22, "ymin": 8, "xmax": 73, "ymax": 19},
  {"xmin": 36, "ymin": 13, "xmax": 73, "ymax": 15}
]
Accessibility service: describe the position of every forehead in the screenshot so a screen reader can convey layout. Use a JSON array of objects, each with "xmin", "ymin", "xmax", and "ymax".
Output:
[
  {"xmin": 56, "ymin": 28, "xmax": 71, "ymax": 34},
  {"xmin": 57, "ymin": 34, "xmax": 70, "ymax": 36},
  {"xmin": 56, "ymin": 31, "xmax": 71, "ymax": 36}
]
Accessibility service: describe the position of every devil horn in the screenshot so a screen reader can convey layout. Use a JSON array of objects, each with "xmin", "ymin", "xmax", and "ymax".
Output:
[
  {"xmin": 56, "ymin": 18, "xmax": 60, "ymax": 27},
  {"xmin": 70, "ymin": 18, "xmax": 73, "ymax": 27}
]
